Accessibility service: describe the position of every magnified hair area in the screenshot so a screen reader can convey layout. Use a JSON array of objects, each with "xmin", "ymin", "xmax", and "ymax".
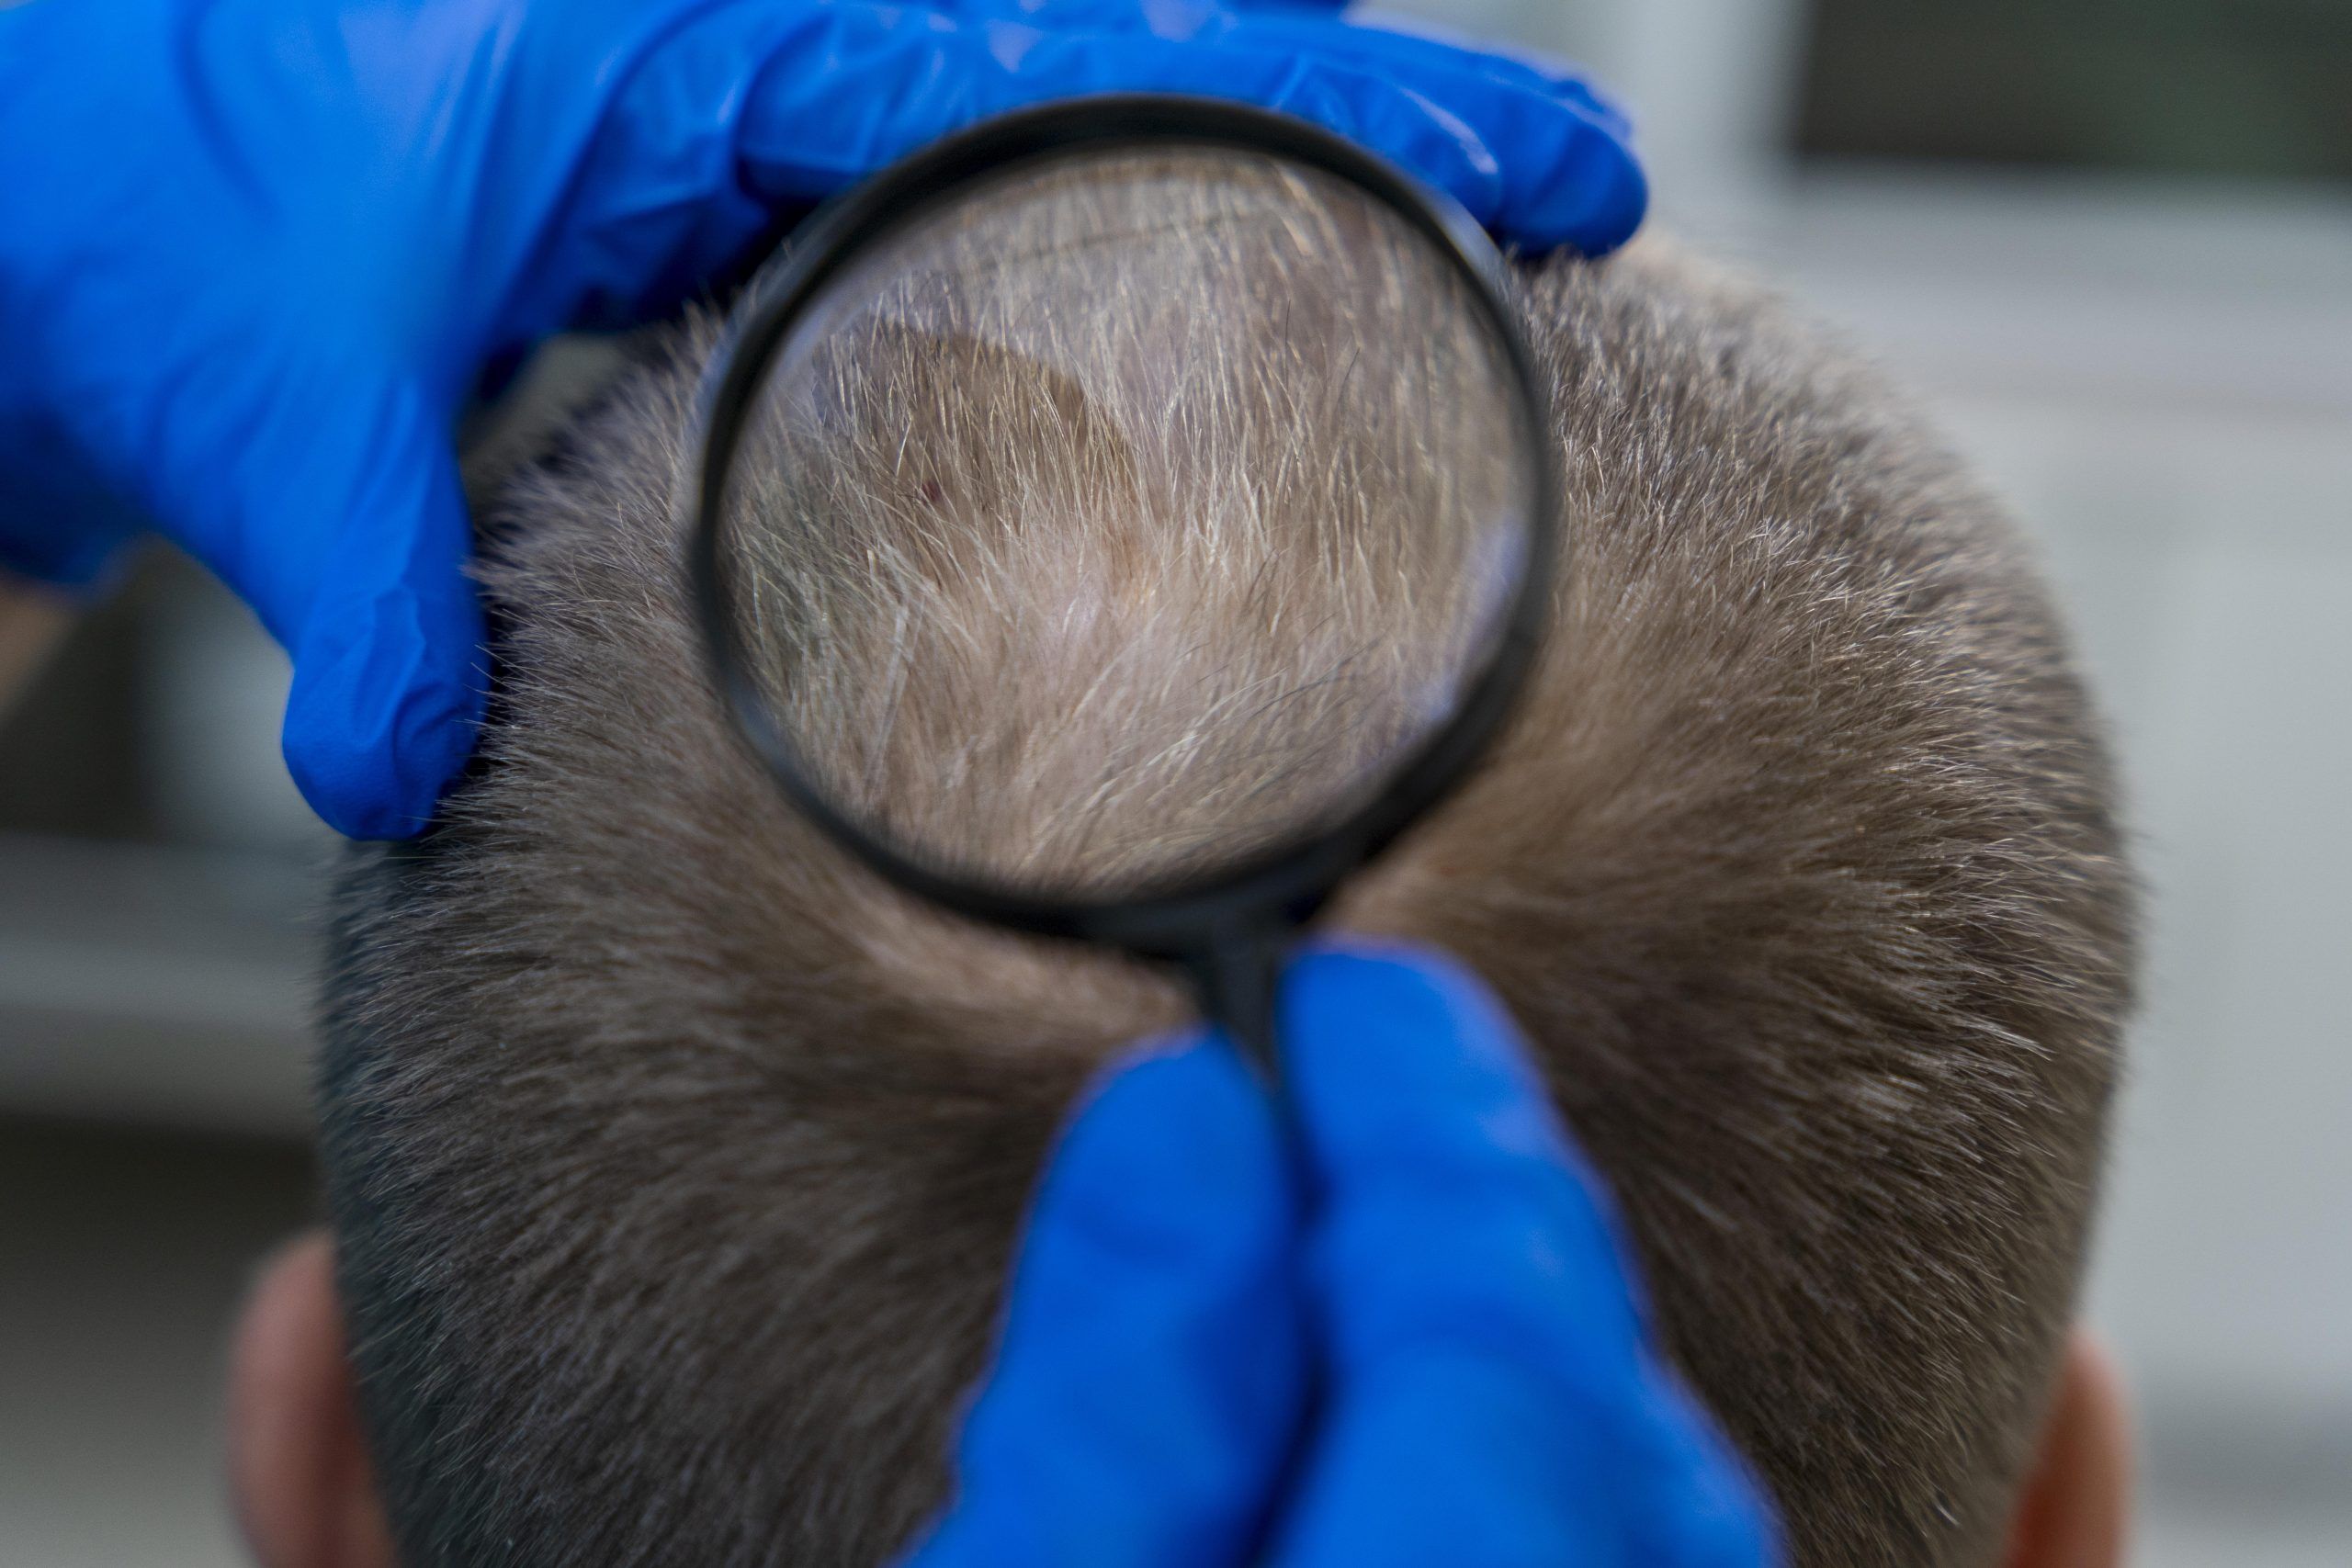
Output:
[{"xmin": 716, "ymin": 150, "xmax": 1534, "ymax": 897}]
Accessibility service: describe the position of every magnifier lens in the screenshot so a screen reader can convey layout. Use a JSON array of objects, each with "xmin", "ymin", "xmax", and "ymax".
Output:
[{"xmin": 712, "ymin": 144, "xmax": 1540, "ymax": 904}]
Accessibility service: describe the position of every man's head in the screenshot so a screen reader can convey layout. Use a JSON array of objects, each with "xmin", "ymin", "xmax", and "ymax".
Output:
[{"xmin": 231, "ymin": 203, "xmax": 2134, "ymax": 1568}]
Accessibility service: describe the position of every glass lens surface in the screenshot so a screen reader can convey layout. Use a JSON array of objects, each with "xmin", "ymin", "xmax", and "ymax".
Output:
[{"xmin": 713, "ymin": 145, "xmax": 1539, "ymax": 901}]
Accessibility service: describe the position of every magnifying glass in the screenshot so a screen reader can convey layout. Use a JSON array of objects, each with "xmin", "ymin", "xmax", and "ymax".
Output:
[{"xmin": 687, "ymin": 97, "xmax": 1557, "ymax": 1077}]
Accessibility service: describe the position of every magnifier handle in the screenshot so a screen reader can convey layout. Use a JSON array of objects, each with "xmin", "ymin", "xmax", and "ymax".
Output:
[{"xmin": 1187, "ymin": 928, "xmax": 1289, "ymax": 1088}]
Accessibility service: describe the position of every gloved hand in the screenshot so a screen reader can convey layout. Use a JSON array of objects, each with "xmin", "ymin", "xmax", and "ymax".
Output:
[
  {"xmin": 0, "ymin": 0, "xmax": 1644, "ymax": 839},
  {"xmin": 902, "ymin": 943, "xmax": 1779, "ymax": 1568}
]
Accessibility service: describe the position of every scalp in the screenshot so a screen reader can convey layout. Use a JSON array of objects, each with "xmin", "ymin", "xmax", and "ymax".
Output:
[{"xmin": 321, "ymin": 222, "xmax": 2132, "ymax": 1567}]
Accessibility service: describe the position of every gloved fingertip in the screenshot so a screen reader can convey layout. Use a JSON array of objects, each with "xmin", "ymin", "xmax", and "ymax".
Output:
[
  {"xmin": 1674, "ymin": 1461, "xmax": 1783, "ymax": 1568},
  {"xmin": 1280, "ymin": 938, "xmax": 1556, "ymax": 1132},
  {"xmin": 1570, "ymin": 132, "xmax": 1649, "ymax": 255},
  {"xmin": 1038, "ymin": 1031, "xmax": 1295, "ymax": 1264},
  {"xmin": 1638, "ymin": 1377, "xmax": 1786, "ymax": 1568},
  {"xmin": 283, "ymin": 591, "xmax": 486, "ymax": 840},
  {"xmin": 1275, "ymin": 939, "xmax": 1664, "ymax": 1368},
  {"xmin": 914, "ymin": 1032, "xmax": 1306, "ymax": 1568},
  {"xmin": 1514, "ymin": 113, "xmax": 1647, "ymax": 256}
]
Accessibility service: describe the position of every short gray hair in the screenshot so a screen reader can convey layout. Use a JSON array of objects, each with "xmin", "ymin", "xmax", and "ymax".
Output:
[{"xmin": 320, "ymin": 187, "xmax": 2134, "ymax": 1568}]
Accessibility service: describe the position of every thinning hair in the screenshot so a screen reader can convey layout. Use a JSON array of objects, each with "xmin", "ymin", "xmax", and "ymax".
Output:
[
  {"xmin": 723, "ymin": 152, "xmax": 1525, "ymax": 892},
  {"xmin": 320, "ymin": 164, "xmax": 2134, "ymax": 1568}
]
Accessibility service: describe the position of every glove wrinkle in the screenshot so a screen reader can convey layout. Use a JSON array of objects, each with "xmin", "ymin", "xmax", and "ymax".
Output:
[{"xmin": 0, "ymin": 0, "xmax": 1644, "ymax": 837}]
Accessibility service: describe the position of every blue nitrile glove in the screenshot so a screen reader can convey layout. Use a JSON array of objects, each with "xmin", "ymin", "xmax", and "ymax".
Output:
[
  {"xmin": 902, "ymin": 943, "xmax": 1779, "ymax": 1568},
  {"xmin": 0, "ymin": 0, "xmax": 1645, "ymax": 839}
]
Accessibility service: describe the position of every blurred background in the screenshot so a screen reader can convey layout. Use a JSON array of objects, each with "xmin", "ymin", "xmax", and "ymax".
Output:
[{"xmin": 4, "ymin": 1, "xmax": 2346, "ymax": 1563}]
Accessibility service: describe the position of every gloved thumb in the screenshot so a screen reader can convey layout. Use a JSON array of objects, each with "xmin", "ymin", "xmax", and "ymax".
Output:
[{"xmin": 276, "ymin": 379, "xmax": 486, "ymax": 840}]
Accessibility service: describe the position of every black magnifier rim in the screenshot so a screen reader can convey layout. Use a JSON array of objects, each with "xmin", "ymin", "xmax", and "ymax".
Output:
[{"xmin": 687, "ymin": 94, "xmax": 1559, "ymax": 957}]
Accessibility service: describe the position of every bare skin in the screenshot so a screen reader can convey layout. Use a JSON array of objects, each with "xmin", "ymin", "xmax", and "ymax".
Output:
[{"xmin": 0, "ymin": 577, "xmax": 72, "ymax": 718}]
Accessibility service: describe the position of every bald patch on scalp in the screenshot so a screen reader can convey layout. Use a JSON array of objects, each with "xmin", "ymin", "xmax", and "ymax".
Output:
[{"xmin": 320, "ymin": 197, "xmax": 2133, "ymax": 1568}]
